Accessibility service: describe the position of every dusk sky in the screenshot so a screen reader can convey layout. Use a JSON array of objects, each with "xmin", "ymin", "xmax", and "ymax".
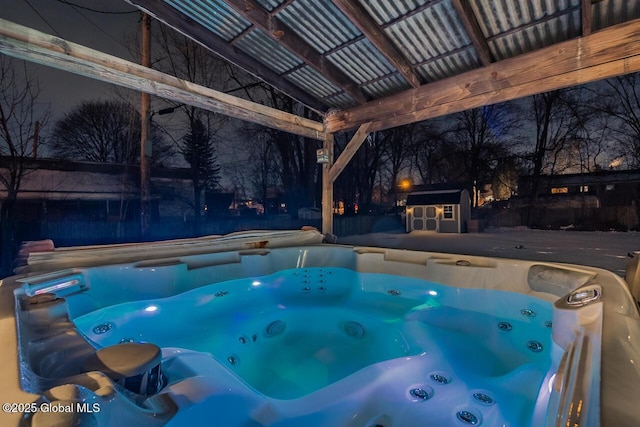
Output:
[
  {"xmin": 0, "ymin": 0, "xmax": 249, "ymax": 180},
  {"xmin": 0, "ymin": 0, "xmax": 141, "ymax": 117}
]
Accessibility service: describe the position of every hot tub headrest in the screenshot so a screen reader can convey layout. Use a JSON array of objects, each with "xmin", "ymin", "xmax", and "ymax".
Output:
[{"xmin": 84, "ymin": 343, "xmax": 162, "ymax": 395}]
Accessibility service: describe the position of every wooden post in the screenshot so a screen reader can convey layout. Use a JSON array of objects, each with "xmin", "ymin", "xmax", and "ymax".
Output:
[
  {"xmin": 32, "ymin": 120, "xmax": 39, "ymax": 158},
  {"xmin": 321, "ymin": 133, "xmax": 334, "ymax": 235},
  {"xmin": 140, "ymin": 12, "xmax": 151, "ymax": 238},
  {"xmin": 322, "ymin": 123, "xmax": 372, "ymax": 236}
]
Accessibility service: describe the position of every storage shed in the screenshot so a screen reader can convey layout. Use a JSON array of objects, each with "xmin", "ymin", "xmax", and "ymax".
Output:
[{"xmin": 406, "ymin": 189, "xmax": 471, "ymax": 233}]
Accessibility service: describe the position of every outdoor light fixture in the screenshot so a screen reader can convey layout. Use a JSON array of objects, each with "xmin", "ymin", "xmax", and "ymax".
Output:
[
  {"xmin": 399, "ymin": 178, "xmax": 411, "ymax": 191},
  {"xmin": 316, "ymin": 148, "xmax": 329, "ymax": 164}
]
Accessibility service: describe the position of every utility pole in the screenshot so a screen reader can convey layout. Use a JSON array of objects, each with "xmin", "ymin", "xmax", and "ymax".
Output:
[
  {"xmin": 140, "ymin": 12, "xmax": 151, "ymax": 238},
  {"xmin": 32, "ymin": 120, "xmax": 39, "ymax": 158}
]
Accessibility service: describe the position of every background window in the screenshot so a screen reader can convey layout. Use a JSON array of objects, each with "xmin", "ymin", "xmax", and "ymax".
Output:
[{"xmin": 443, "ymin": 205, "xmax": 454, "ymax": 219}]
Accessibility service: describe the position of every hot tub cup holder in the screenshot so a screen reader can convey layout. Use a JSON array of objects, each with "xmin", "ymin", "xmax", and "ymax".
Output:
[{"xmin": 83, "ymin": 342, "xmax": 163, "ymax": 396}]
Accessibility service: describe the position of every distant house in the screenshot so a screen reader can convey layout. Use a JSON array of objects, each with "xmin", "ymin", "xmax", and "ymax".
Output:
[
  {"xmin": 517, "ymin": 169, "xmax": 640, "ymax": 207},
  {"xmin": 405, "ymin": 189, "xmax": 471, "ymax": 233},
  {"xmin": 204, "ymin": 192, "xmax": 234, "ymax": 218},
  {"xmin": 0, "ymin": 157, "xmax": 197, "ymax": 222}
]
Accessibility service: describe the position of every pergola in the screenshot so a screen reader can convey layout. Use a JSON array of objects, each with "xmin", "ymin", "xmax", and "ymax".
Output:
[{"xmin": 1, "ymin": 0, "xmax": 640, "ymax": 234}]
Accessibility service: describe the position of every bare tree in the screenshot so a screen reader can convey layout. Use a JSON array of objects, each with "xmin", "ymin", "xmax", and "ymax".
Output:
[
  {"xmin": 0, "ymin": 57, "xmax": 50, "ymax": 274},
  {"xmin": 49, "ymin": 99, "xmax": 171, "ymax": 165},
  {"xmin": 526, "ymin": 88, "xmax": 590, "ymax": 199},
  {"xmin": 224, "ymin": 74, "xmax": 322, "ymax": 215},
  {"xmin": 150, "ymin": 24, "xmax": 229, "ymax": 223},
  {"xmin": 575, "ymin": 115, "xmax": 614, "ymax": 172},
  {"xmin": 230, "ymin": 125, "xmax": 283, "ymax": 213},
  {"xmin": 334, "ymin": 129, "xmax": 385, "ymax": 214},
  {"xmin": 449, "ymin": 103, "xmax": 518, "ymax": 206},
  {"xmin": 380, "ymin": 124, "xmax": 416, "ymax": 201},
  {"xmin": 492, "ymin": 156, "xmax": 522, "ymax": 200},
  {"xmin": 50, "ymin": 100, "xmax": 139, "ymax": 163},
  {"xmin": 599, "ymin": 74, "xmax": 640, "ymax": 167},
  {"xmin": 412, "ymin": 120, "xmax": 455, "ymax": 185}
]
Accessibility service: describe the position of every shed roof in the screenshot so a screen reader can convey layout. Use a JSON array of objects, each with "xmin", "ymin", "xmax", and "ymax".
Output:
[{"xmin": 406, "ymin": 189, "xmax": 467, "ymax": 205}]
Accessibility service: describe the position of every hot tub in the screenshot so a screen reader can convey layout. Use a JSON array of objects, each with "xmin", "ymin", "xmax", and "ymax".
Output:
[{"xmin": 1, "ymin": 229, "xmax": 639, "ymax": 426}]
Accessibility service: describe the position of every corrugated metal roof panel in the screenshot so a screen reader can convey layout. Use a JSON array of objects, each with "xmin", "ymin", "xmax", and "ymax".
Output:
[
  {"xmin": 488, "ymin": 8, "xmax": 581, "ymax": 60},
  {"xmin": 276, "ymin": 0, "xmax": 361, "ymax": 54},
  {"xmin": 592, "ymin": 0, "xmax": 640, "ymax": 31},
  {"xmin": 471, "ymin": 0, "xmax": 583, "ymax": 60},
  {"xmin": 359, "ymin": 0, "xmax": 434, "ymax": 25},
  {"xmin": 153, "ymin": 0, "xmax": 640, "ymax": 112},
  {"xmin": 165, "ymin": 0, "xmax": 250, "ymax": 41},
  {"xmin": 254, "ymin": 0, "xmax": 283, "ymax": 13},
  {"xmin": 234, "ymin": 30, "xmax": 304, "ymax": 74},
  {"xmin": 416, "ymin": 49, "xmax": 480, "ymax": 82},
  {"xmin": 324, "ymin": 92, "xmax": 358, "ymax": 108},
  {"xmin": 286, "ymin": 66, "xmax": 343, "ymax": 99},
  {"xmin": 472, "ymin": 0, "xmax": 581, "ymax": 37},
  {"xmin": 385, "ymin": 1, "xmax": 473, "ymax": 64},
  {"xmin": 327, "ymin": 38, "xmax": 396, "ymax": 84},
  {"xmin": 362, "ymin": 74, "xmax": 412, "ymax": 99}
]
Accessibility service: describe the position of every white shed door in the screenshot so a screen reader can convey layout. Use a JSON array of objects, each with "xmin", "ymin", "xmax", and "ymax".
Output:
[{"xmin": 412, "ymin": 206, "xmax": 438, "ymax": 231}]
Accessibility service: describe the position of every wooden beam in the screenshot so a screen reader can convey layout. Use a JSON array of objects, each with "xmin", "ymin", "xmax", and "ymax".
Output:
[
  {"xmin": 321, "ymin": 133, "xmax": 334, "ymax": 235},
  {"xmin": 0, "ymin": 18, "xmax": 325, "ymax": 141},
  {"xmin": 582, "ymin": 0, "xmax": 592, "ymax": 36},
  {"xmin": 325, "ymin": 18, "xmax": 640, "ymax": 133},
  {"xmin": 451, "ymin": 0, "xmax": 492, "ymax": 66},
  {"xmin": 223, "ymin": 0, "xmax": 368, "ymax": 104},
  {"xmin": 128, "ymin": 0, "xmax": 327, "ymax": 113},
  {"xmin": 328, "ymin": 122, "xmax": 372, "ymax": 183},
  {"xmin": 331, "ymin": 0, "xmax": 420, "ymax": 88}
]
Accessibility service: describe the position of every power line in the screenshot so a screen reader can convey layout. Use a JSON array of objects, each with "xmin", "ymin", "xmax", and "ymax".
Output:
[
  {"xmin": 65, "ymin": 4, "xmax": 131, "ymax": 51},
  {"xmin": 24, "ymin": 0, "xmax": 62, "ymax": 37},
  {"xmin": 54, "ymin": 0, "xmax": 139, "ymax": 15}
]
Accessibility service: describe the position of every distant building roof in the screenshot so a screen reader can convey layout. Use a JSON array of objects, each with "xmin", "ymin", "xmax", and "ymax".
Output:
[
  {"xmin": 406, "ymin": 189, "xmax": 467, "ymax": 205},
  {"xmin": 519, "ymin": 169, "xmax": 640, "ymax": 187},
  {"xmin": 0, "ymin": 156, "xmax": 193, "ymax": 201},
  {"xmin": 0, "ymin": 156, "xmax": 192, "ymax": 179}
]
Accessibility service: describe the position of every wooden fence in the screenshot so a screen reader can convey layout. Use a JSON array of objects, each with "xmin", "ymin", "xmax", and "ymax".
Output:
[{"xmin": 486, "ymin": 206, "xmax": 639, "ymax": 231}]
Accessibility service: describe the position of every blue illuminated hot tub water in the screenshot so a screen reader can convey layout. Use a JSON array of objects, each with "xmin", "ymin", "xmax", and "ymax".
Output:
[{"xmin": 72, "ymin": 267, "xmax": 554, "ymax": 425}]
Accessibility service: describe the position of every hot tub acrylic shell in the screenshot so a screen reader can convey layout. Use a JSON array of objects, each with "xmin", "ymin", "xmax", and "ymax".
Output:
[{"xmin": 1, "ymin": 229, "xmax": 640, "ymax": 427}]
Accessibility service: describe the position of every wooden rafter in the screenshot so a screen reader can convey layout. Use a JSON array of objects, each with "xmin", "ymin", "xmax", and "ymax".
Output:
[
  {"xmin": 330, "ymin": 0, "xmax": 420, "ymax": 88},
  {"xmin": 223, "ymin": 0, "xmax": 368, "ymax": 104},
  {"xmin": 0, "ymin": 18, "xmax": 325, "ymax": 141},
  {"xmin": 328, "ymin": 122, "xmax": 372, "ymax": 183},
  {"xmin": 325, "ymin": 18, "xmax": 640, "ymax": 134},
  {"xmin": 128, "ymin": 0, "xmax": 327, "ymax": 113},
  {"xmin": 450, "ymin": 0, "xmax": 492, "ymax": 66},
  {"xmin": 582, "ymin": 0, "xmax": 593, "ymax": 36}
]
